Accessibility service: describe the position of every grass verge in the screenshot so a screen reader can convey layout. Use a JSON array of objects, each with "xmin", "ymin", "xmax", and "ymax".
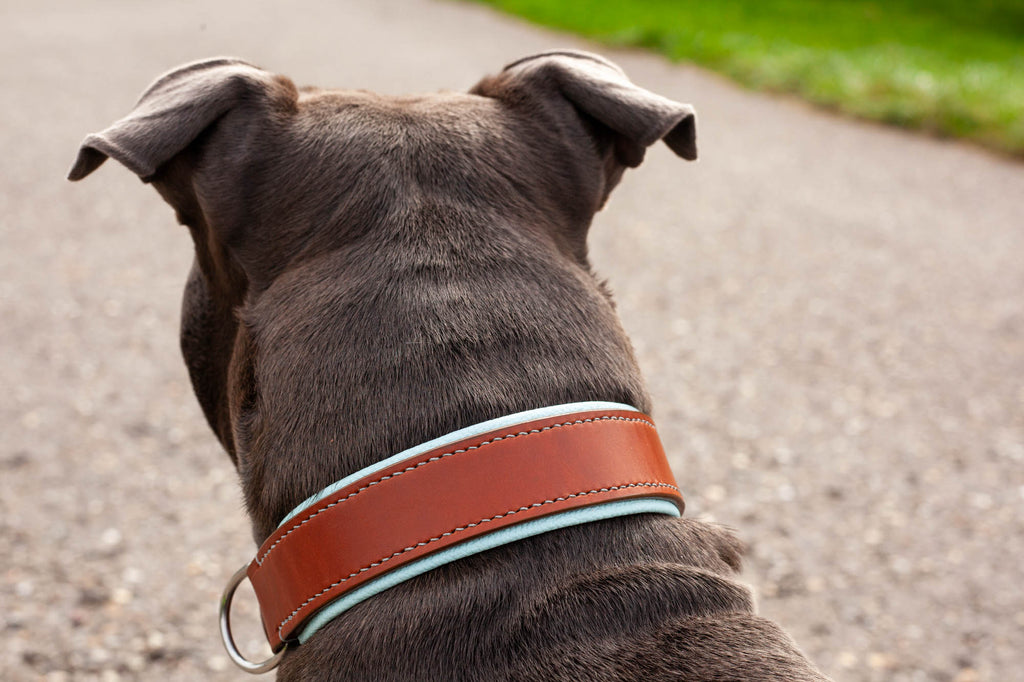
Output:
[{"xmin": 472, "ymin": 0, "xmax": 1024, "ymax": 157}]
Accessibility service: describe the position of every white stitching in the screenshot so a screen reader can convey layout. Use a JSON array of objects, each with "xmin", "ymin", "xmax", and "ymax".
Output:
[
  {"xmin": 275, "ymin": 480, "xmax": 679, "ymax": 638},
  {"xmin": 255, "ymin": 415, "xmax": 655, "ymax": 566}
]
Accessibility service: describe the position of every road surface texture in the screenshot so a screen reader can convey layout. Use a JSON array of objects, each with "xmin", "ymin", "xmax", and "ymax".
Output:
[{"xmin": 2, "ymin": 1, "xmax": 1022, "ymax": 680}]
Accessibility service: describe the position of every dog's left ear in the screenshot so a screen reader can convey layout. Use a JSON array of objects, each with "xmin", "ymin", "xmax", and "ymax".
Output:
[
  {"xmin": 477, "ymin": 50, "xmax": 697, "ymax": 167},
  {"xmin": 67, "ymin": 57, "xmax": 290, "ymax": 181}
]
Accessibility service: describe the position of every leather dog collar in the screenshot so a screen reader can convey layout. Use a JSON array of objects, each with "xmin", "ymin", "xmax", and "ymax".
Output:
[{"xmin": 220, "ymin": 402, "xmax": 684, "ymax": 671}]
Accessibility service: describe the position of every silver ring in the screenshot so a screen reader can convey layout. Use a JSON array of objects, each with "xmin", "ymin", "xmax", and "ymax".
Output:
[{"xmin": 219, "ymin": 564, "xmax": 287, "ymax": 674}]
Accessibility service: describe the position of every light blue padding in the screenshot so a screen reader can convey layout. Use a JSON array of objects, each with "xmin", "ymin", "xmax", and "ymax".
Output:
[
  {"xmin": 278, "ymin": 401, "xmax": 640, "ymax": 527},
  {"xmin": 294, "ymin": 497, "xmax": 680, "ymax": 644}
]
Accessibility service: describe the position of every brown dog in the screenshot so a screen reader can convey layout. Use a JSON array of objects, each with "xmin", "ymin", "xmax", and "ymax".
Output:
[{"xmin": 69, "ymin": 51, "xmax": 830, "ymax": 681}]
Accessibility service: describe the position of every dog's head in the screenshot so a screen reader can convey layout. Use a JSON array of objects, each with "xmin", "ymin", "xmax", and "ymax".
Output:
[{"xmin": 70, "ymin": 51, "xmax": 697, "ymax": 538}]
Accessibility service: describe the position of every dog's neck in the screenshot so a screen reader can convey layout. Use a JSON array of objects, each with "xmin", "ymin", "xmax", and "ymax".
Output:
[{"xmin": 223, "ymin": 216, "xmax": 652, "ymax": 542}]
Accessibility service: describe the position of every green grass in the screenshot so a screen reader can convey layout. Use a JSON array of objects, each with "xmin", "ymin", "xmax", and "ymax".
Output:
[{"xmin": 473, "ymin": 0, "xmax": 1024, "ymax": 157}]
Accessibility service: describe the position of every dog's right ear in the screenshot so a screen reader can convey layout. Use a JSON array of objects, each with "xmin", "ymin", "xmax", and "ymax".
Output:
[
  {"xmin": 68, "ymin": 58, "xmax": 294, "ymax": 181},
  {"xmin": 474, "ymin": 51, "xmax": 697, "ymax": 168}
]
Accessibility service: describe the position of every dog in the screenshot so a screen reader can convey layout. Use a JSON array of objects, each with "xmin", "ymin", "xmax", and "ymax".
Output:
[{"xmin": 69, "ymin": 51, "xmax": 830, "ymax": 681}]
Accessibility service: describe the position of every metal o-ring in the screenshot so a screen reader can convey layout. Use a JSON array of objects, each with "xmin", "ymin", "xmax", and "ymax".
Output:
[{"xmin": 219, "ymin": 564, "xmax": 287, "ymax": 674}]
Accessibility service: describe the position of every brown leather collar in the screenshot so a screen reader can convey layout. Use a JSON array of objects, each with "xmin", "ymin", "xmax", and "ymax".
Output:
[{"xmin": 238, "ymin": 406, "xmax": 683, "ymax": 654}]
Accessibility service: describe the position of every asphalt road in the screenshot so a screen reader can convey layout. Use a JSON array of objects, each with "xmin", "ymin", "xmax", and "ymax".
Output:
[{"xmin": 2, "ymin": 1, "xmax": 1022, "ymax": 680}]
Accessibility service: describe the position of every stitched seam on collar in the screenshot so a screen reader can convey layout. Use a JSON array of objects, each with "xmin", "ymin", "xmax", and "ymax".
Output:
[
  {"xmin": 276, "ymin": 480, "xmax": 678, "ymax": 638},
  {"xmin": 255, "ymin": 414, "xmax": 654, "ymax": 566}
]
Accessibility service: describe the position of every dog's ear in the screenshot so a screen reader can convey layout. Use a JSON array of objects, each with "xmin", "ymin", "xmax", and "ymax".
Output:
[
  {"xmin": 483, "ymin": 50, "xmax": 697, "ymax": 167},
  {"xmin": 68, "ymin": 58, "xmax": 292, "ymax": 181}
]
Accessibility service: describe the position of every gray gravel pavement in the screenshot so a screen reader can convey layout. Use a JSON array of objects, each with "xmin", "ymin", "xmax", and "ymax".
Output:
[{"xmin": 3, "ymin": 1, "xmax": 1023, "ymax": 680}]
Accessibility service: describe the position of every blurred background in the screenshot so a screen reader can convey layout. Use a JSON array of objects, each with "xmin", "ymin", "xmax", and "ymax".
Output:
[
  {"xmin": 1, "ymin": 1, "xmax": 1022, "ymax": 680},
  {"xmin": 476, "ymin": 0, "xmax": 1024, "ymax": 158}
]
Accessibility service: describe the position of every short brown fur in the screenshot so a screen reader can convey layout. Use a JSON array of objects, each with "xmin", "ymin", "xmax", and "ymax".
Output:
[{"xmin": 70, "ymin": 52, "xmax": 829, "ymax": 681}]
